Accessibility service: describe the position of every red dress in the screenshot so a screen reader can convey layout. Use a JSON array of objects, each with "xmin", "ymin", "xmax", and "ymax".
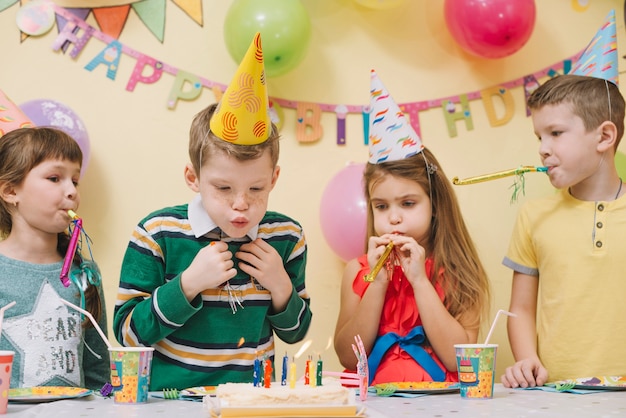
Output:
[{"xmin": 348, "ymin": 255, "xmax": 458, "ymax": 385}]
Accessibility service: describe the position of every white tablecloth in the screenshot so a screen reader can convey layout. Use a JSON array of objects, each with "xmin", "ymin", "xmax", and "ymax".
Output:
[{"xmin": 6, "ymin": 384, "xmax": 626, "ymax": 417}]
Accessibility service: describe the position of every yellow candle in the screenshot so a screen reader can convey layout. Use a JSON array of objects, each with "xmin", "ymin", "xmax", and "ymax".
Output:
[
  {"xmin": 309, "ymin": 360, "xmax": 317, "ymax": 387},
  {"xmin": 289, "ymin": 358, "xmax": 296, "ymax": 389}
]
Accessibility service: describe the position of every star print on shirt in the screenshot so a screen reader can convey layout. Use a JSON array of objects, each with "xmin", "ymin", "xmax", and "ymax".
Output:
[{"xmin": 4, "ymin": 282, "xmax": 82, "ymax": 387}]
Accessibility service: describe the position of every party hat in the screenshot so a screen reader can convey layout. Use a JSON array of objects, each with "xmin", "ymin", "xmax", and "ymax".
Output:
[
  {"xmin": 570, "ymin": 9, "xmax": 618, "ymax": 85},
  {"xmin": 210, "ymin": 32, "xmax": 271, "ymax": 145},
  {"xmin": 368, "ymin": 70, "xmax": 423, "ymax": 163},
  {"xmin": 0, "ymin": 89, "xmax": 34, "ymax": 137}
]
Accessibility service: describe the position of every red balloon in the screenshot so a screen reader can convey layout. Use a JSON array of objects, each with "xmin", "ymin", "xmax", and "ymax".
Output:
[
  {"xmin": 319, "ymin": 163, "xmax": 368, "ymax": 262},
  {"xmin": 444, "ymin": 0, "xmax": 536, "ymax": 59}
]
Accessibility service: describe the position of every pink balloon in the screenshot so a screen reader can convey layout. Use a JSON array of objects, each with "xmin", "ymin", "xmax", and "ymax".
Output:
[
  {"xmin": 444, "ymin": 0, "xmax": 536, "ymax": 59},
  {"xmin": 20, "ymin": 99, "xmax": 91, "ymax": 177},
  {"xmin": 319, "ymin": 163, "xmax": 368, "ymax": 262}
]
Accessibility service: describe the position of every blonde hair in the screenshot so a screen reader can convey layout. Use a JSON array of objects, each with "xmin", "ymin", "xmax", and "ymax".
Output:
[
  {"xmin": 188, "ymin": 103, "xmax": 280, "ymax": 175},
  {"xmin": 363, "ymin": 149, "xmax": 490, "ymax": 330},
  {"xmin": 527, "ymin": 74, "xmax": 625, "ymax": 149}
]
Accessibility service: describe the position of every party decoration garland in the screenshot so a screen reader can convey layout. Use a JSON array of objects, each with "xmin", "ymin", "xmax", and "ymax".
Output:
[
  {"xmin": 4, "ymin": 0, "xmax": 202, "ymax": 41},
  {"xmin": 15, "ymin": 3, "xmax": 583, "ymax": 146}
]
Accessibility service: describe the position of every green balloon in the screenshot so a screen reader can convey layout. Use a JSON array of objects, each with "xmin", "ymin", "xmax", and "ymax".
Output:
[
  {"xmin": 224, "ymin": 0, "xmax": 311, "ymax": 77},
  {"xmin": 616, "ymin": 151, "xmax": 626, "ymax": 179}
]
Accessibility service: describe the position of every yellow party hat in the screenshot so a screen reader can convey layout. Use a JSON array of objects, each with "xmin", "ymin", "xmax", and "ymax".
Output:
[{"xmin": 210, "ymin": 32, "xmax": 271, "ymax": 145}]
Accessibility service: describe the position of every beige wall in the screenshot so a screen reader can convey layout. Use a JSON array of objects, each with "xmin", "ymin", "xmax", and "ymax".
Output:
[{"xmin": 1, "ymin": 0, "xmax": 622, "ymax": 381}]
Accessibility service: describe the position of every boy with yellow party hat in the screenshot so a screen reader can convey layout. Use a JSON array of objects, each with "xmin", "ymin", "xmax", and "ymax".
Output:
[
  {"xmin": 501, "ymin": 10, "xmax": 626, "ymax": 388},
  {"xmin": 113, "ymin": 33, "xmax": 312, "ymax": 390}
]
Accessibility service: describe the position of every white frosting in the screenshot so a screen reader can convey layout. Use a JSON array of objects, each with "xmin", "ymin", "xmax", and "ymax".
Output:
[{"xmin": 204, "ymin": 379, "xmax": 353, "ymax": 411}]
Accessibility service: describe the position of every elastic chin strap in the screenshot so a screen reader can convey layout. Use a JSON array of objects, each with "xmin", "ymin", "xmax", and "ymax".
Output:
[
  {"xmin": 420, "ymin": 151, "xmax": 437, "ymax": 212},
  {"xmin": 605, "ymin": 79, "xmax": 612, "ymax": 122}
]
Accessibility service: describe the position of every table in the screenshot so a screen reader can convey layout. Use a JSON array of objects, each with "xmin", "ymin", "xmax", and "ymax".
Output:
[{"xmin": 6, "ymin": 384, "xmax": 626, "ymax": 417}]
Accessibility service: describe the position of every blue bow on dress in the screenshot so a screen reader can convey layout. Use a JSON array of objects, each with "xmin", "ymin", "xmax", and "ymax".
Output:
[{"xmin": 367, "ymin": 325, "xmax": 445, "ymax": 384}]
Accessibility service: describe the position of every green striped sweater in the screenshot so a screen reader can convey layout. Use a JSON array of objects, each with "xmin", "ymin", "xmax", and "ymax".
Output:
[{"xmin": 112, "ymin": 204, "xmax": 312, "ymax": 390}]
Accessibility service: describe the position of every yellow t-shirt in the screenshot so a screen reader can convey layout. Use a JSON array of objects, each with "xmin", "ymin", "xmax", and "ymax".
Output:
[{"xmin": 503, "ymin": 189, "xmax": 626, "ymax": 381}]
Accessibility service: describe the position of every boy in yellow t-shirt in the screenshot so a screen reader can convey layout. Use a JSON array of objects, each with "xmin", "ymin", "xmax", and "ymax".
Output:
[{"xmin": 501, "ymin": 73, "xmax": 626, "ymax": 387}]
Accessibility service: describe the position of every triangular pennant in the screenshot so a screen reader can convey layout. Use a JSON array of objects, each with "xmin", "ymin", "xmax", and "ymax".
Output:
[
  {"xmin": 132, "ymin": 0, "xmax": 166, "ymax": 43},
  {"xmin": 92, "ymin": 5, "xmax": 131, "ymax": 39},
  {"xmin": 171, "ymin": 0, "xmax": 203, "ymax": 26},
  {"xmin": 0, "ymin": 0, "xmax": 16, "ymax": 13}
]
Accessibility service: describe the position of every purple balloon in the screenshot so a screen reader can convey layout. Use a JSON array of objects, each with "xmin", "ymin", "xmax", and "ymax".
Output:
[
  {"xmin": 444, "ymin": 0, "xmax": 536, "ymax": 59},
  {"xmin": 20, "ymin": 99, "xmax": 91, "ymax": 177},
  {"xmin": 319, "ymin": 163, "xmax": 368, "ymax": 262}
]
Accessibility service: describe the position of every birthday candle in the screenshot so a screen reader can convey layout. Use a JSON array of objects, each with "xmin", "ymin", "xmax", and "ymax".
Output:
[
  {"xmin": 253, "ymin": 357, "xmax": 260, "ymax": 387},
  {"xmin": 316, "ymin": 356, "xmax": 323, "ymax": 386},
  {"xmin": 304, "ymin": 357, "xmax": 311, "ymax": 385},
  {"xmin": 281, "ymin": 352, "xmax": 288, "ymax": 386},
  {"xmin": 263, "ymin": 359, "xmax": 272, "ymax": 388},
  {"xmin": 289, "ymin": 357, "xmax": 296, "ymax": 389},
  {"xmin": 310, "ymin": 359, "xmax": 317, "ymax": 387}
]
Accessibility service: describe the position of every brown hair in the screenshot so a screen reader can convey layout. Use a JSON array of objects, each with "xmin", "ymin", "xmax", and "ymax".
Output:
[
  {"xmin": 363, "ymin": 148, "xmax": 490, "ymax": 330},
  {"xmin": 0, "ymin": 127, "xmax": 102, "ymax": 325},
  {"xmin": 527, "ymin": 74, "xmax": 625, "ymax": 149},
  {"xmin": 188, "ymin": 103, "xmax": 280, "ymax": 175}
]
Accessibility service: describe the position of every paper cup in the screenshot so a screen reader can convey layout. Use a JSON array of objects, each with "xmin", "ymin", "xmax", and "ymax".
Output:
[
  {"xmin": 454, "ymin": 344, "xmax": 497, "ymax": 399},
  {"xmin": 0, "ymin": 351, "xmax": 14, "ymax": 414},
  {"xmin": 108, "ymin": 347, "xmax": 154, "ymax": 404}
]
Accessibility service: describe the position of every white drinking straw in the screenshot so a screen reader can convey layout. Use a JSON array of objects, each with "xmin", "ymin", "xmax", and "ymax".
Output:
[
  {"xmin": 60, "ymin": 299, "xmax": 112, "ymax": 348},
  {"xmin": 0, "ymin": 301, "xmax": 16, "ymax": 338},
  {"xmin": 484, "ymin": 309, "xmax": 517, "ymax": 345}
]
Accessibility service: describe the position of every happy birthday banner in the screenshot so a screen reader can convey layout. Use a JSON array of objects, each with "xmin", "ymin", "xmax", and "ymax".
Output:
[{"xmin": 48, "ymin": 4, "xmax": 580, "ymax": 145}]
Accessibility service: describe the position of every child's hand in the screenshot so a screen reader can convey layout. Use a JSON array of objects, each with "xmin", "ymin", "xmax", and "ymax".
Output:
[
  {"xmin": 501, "ymin": 358, "xmax": 548, "ymax": 388},
  {"xmin": 237, "ymin": 239, "xmax": 291, "ymax": 299},
  {"xmin": 366, "ymin": 236, "xmax": 393, "ymax": 282},
  {"xmin": 384, "ymin": 234, "xmax": 428, "ymax": 285},
  {"xmin": 181, "ymin": 241, "xmax": 236, "ymax": 300}
]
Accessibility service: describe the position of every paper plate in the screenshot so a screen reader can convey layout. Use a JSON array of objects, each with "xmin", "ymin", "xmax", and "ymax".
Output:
[
  {"xmin": 8, "ymin": 386, "xmax": 93, "ymax": 403},
  {"xmin": 373, "ymin": 381, "xmax": 460, "ymax": 394},
  {"xmin": 553, "ymin": 376, "xmax": 626, "ymax": 391},
  {"xmin": 181, "ymin": 386, "xmax": 217, "ymax": 397}
]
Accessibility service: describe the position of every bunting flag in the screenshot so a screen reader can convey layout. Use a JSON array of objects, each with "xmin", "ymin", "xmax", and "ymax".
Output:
[
  {"xmin": 5, "ymin": 3, "xmax": 592, "ymax": 146},
  {"xmin": 3, "ymin": 0, "xmax": 202, "ymax": 42}
]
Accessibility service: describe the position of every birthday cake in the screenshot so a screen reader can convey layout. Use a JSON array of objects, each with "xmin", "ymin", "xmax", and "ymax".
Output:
[{"xmin": 203, "ymin": 379, "xmax": 356, "ymax": 416}]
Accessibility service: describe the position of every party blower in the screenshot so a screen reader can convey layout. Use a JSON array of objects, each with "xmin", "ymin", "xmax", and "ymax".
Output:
[
  {"xmin": 452, "ymin": 166, "xmax": 548, "ymax": 203},
  {"xmin": 60, "ymin": 210, "xmax": 82, "ymax": 287},
  {"xmin": 363, "ymin": 242, "xmax": 394, "ymax": 282}
]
